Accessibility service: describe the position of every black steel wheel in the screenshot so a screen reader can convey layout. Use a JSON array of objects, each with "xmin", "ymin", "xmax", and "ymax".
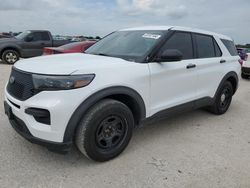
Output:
[
  {"xmin": 209, "ymin": 81, "xmax": 233, "ymax": 115},
  {"xmin": 218, "ymin": 87, "xmax": 231, "ymax": 112},
  {"xmin": 96, "ymin": 115, "xmax": 127, "ymax": 151},
  {"xmin": 75, "ymin": 99, "xmax": 134, "ymax": 162}
]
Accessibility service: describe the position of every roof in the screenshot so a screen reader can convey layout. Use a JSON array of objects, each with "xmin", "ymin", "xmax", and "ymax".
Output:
[{"xmin": 120, "ymin": 25, "xmax": 232, "ymax": 40}]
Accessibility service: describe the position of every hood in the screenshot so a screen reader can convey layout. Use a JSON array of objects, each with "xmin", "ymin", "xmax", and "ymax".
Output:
[
  {"xmin": 0, "ymin": 37, "xmax": 18, "ymax": 43},
  {"xmin": 14, "ymin": 53, "xmax": 132, "ymax": 75}
]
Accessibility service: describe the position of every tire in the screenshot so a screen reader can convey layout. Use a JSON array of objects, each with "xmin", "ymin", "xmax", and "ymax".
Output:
[
  {"xmin": 75, "ymin": 99, "xmax": 134, "ymax": 162},
  {"xmin": 208, "ymin": 81, "xmax": 233, "ymax": 115},
  {"xmin": 241, "ymin": 72, "xmax": 249, "ymax": 79},
  {"xmin": 2, "ymin": 50, "xmax": 19, "ymax": 64}
]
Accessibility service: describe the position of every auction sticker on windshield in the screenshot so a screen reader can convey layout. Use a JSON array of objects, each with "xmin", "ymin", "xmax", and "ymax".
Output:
[{"xmin": 142, "ymin": 33, "xmax": 161, "ymax": 39}]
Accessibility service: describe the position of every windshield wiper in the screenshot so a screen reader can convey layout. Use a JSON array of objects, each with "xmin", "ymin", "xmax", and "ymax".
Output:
[{"xmin": 94, "ymin": 53, "xmax": 110, "ymax": 57}]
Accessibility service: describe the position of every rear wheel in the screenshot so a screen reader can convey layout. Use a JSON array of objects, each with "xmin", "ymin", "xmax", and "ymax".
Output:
[
  {"xmin": 2, "ymin": 50, "xmax": 19, "ymax": 64},
  {"xmin": 241, "ymin": 72, "xmax": 249, "ymax": 79},
  {"xmin": 208, "ymin": 81, "xmax": 233, "ymax": 115},
  {"xmin": 75, "ymin": 99, "xmax": 134, "ymax": 162}
]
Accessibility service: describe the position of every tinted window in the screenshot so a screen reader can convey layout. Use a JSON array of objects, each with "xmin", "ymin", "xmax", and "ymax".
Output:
[
  {"xmin": 31, "ymin": 33, "xmax": 42, "ymax": 41},
  {"xmin": 221, "ymin": 39, "xmax": 238, "ymax": 56},
  {"xmin": 29, "ymin": 32, "xmax": 50, "ymax": 41},
  {"xmin": 160, "ymin": 32, "xmax": 193, "ymax": 59},
  {"xmin": 40, "ymin": 32, "xmax": 50, "ymax": 41},
  {"xmin": 195, "ymin": 34, "xmax": 215, "ymax": 58}
]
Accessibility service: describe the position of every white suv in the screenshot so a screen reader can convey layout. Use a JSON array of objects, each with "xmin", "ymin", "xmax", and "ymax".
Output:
[{"xmin": 4, "ymin": 26, "xmax": 241, "ymax": 161}]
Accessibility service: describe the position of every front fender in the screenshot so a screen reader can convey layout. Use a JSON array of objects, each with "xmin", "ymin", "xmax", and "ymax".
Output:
[{"xmin": 63, "ymin": 86, "xmax": 146, "ymax": 143}]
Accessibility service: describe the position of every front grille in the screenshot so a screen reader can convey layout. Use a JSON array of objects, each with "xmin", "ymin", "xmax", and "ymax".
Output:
[{"xmin": 7, "ymin": 68, "xmax": 35, "ymax": 101}]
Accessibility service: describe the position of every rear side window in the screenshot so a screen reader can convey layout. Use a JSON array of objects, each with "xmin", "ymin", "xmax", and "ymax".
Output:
[
  {"xmin": 221, "ymin": 39, "xmax": 238, "ymax": 56},
  {"xmin": 195, "ymin": 34, "xmax": 217, "ymax": 58},
  {"xmin": 160, "ymin": 32, "xmax": 193, "ymax": 59}
]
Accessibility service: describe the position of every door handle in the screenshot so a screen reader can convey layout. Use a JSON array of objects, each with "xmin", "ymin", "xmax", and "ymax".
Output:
[
  {"xmin": 186, "ymin": 64, "xmax": 196, "ymax": 69},
  {"xmin": 40, "ymin": 42, "xmax": 45, "ymax": 45},
  {"xmin": 220, "ymin": 59, "xmax": 226, "ymax": 63}
]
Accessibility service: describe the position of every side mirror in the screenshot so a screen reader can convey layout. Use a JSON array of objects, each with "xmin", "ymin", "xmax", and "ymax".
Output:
[
  {"xmin": 157, "ymin": 49, "xmax": 183, "ymax": 62},
  {"xmin": 25, "ymin": 35, "xmax": 34, "ymax": 42}
]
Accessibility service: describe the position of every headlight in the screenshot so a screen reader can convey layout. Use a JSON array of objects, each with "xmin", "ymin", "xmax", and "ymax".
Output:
[{"xmin": 32, "ymin": 74, "xmax": 95, "ymax": 91}]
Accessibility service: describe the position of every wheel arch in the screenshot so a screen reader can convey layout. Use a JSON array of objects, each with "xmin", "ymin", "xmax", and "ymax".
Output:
[
  {"xmin": 215, "ymin": 71, "xmax": 239, "ymax": 98},
  {"xmin": 63, "ymin": 86, "xmax": 146, "ymax": 143},
  {"xmin": 0, "ymin": 46, "xmax": 21, "ymax": 57}
]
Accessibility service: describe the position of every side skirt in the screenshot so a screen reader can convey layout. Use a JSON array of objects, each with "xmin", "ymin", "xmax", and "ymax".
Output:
[{"xmin": 141, "ymin": 97, "xmax": 214, "ymax": 126}]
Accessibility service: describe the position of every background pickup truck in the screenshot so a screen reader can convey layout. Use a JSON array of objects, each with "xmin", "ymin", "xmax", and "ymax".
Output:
[{"xmin": 0, "ymin": 30, "xmax": 72, "ymax": 64}]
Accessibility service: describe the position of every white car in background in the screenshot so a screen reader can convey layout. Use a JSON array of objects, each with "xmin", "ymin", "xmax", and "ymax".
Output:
[{"xmin": 239, "ymin": 48, "xmax": 250, "ymax": 79}]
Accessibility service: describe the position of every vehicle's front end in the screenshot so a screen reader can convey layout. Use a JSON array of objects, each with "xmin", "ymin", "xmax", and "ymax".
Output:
[
  {"xmin": 4, "ymin": 28, "xmax": 166, "ymax": 161},
  {"xmin": 4, "ymin": 64, "xmax": 95, "ymax": 153},
  {"xmin": 3, "ymin": 48, "xmax": 150, "ymax": 155}
]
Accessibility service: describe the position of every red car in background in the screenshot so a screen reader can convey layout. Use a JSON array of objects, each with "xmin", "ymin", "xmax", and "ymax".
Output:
[{"xmin": 43, "ymin": 41, "xmax": 96, "ymax": 55}]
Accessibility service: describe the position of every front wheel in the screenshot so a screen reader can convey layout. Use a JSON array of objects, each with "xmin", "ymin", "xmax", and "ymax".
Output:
[
  {"xmin": 75, "ymin": 99, "xmax": 134, "ymax": 162},
  {"xmin": 208, "ymin": 81, "xmax": 233, "ymax": 115},
  {"xmin": 2, "ymin": 50, "xmax": 19, "ymax": 64}
]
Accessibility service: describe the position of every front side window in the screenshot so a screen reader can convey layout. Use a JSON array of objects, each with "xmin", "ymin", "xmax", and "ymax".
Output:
[
  {"xmin": 26, "ymin": 32, "xmax": 50, "ymax": 41},
  {"xmin": 195, "ymin": 34, "xmax": 215, "ymax": 58},
  {"xmin": 28, "ymin": 33, "xmax": 42, "ymax": 41},
  {"xmin": 86, "ymin": 30, "xmax": 165, "ymax": 62},
  {"xmin": 159, "ymin": 32, "xmax": 193, "ymax": 60}
]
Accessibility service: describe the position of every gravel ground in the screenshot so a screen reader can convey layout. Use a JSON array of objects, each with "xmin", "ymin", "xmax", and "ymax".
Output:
[{"xmin": 0, "ymin": 62, "xmax": 250, "ymax": 188}]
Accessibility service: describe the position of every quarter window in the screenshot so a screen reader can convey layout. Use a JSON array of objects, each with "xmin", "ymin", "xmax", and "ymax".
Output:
[
  {"xmin": 221, "ymin": 39, "xmax": 238, "ymax": 56},
  {"xmin": 160, "ymin": 32, "xmax": 193, "ymax": 60}
]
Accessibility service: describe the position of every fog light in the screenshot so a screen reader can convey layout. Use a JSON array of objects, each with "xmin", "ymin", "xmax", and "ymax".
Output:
[{"xmin": 25, "ymin": 108, "xmax": 51, "ymax": 125}]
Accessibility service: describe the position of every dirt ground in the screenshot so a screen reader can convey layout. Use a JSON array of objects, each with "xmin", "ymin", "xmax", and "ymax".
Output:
[{"xmin": 1, "ymin": 62, "xmax": 250, "ymax": 188}]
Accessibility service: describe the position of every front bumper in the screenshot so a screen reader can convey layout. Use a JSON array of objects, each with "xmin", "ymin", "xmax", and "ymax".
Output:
[
  {"xmin": 4, "ymin": 101, "xmax": 72, "ymax": 153},
  {"xmin": 4, "ymin": 85, "xmax": 88, "ymax": 142},
  {"xmin": 242, "ymin": 67, "xmax": 250, "ymax": 75}
]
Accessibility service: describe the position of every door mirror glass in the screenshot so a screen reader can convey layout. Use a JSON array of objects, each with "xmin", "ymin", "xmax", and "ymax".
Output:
[{"xmin": 158, "ymin": 49, "xmax": 183, "ymax": 62}]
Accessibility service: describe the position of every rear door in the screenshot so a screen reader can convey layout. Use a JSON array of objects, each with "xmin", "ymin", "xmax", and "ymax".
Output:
[
  {"xmin": 148, "ymin": 31, "xmax": 198, "ymax": 116},
  {"xmin": 192, "ymin": 33, "xmax": 227, "ymax": 99}
]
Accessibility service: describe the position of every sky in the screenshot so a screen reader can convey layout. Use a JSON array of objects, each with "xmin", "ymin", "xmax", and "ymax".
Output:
[{"xmin": 0, "ymin": 0, "xmax": 249, "ymax": 44}]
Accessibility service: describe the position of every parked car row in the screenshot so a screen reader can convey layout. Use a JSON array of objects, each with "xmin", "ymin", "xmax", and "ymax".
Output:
[
  {"xmin": 0, "ymin": 30, "xmax": 96, "ymax": 64},
  {"xmin": 0, "ymin": 30, "xmax": 74, "ymax": 64}
]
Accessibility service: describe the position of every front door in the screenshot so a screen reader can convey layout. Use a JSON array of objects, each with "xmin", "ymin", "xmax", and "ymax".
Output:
[{"xmin": 149, "ymin": 31, "xmax": 198, "ymax": 116}]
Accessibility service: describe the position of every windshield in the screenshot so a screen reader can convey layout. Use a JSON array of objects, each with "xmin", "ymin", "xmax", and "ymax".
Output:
[
  {"xmin": 15, "ymin": 31, "xmax": 31, "ymax": 40},
  {"xmin": 85, "ymin": 30, "xmax": 165, "ymax": 62}
]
